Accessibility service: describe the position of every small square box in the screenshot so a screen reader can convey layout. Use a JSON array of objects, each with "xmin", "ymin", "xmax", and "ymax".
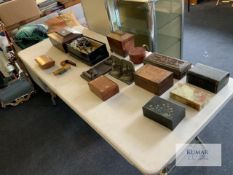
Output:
[
  {"xmin": 107, "ymin": 31, "xmax": 134, "ymax": 57},
  {"xmin": 48, "ymin": 29, "xmax": 82, "ymax": 52},
  {"xmin": 88, "ymin": 76, "xmax": 119, "ymax": 101},
  {"xmin": 35, "ymin": 55, "xmax": 55, "ymax": 69},
  {"xmin": 187, "ymin": 63, "xmax": 230, "ymax": 93},
  {"xmin": 143, "ymin": 96, "xmax": 185, "ymax": 130},
  {"xmin": 134, "ymin": 64, "xmax": 174, "ymax": 95}
]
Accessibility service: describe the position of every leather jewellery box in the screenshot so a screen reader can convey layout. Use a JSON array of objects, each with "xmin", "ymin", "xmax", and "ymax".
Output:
[
  {"xmin": 35, "ymin": 55, "xmax": 55, "ymax": 69},
  {"xmin": 170, "ymin": 83, "xmax": 213, "ymax": 111},
  {"xmin": 67, "ymin": 36, "xmax": 109, "ymax": 66},
  {"xmin": 187, "ymin": 63, "xmax": 230, "ymax": 93},
  {"xmin": 48, "ymin": 29, "xmax": 82, "ymax": 53},
  {"xmin": 134, "ymin": 64, "xmax": 174, "ymax": 95},
  {"xmin": 107, "ymin": 31, "xmax": 134, "ymax": 57},
  {"xmin": 143, "ymin": 96, "xmax": 185, "ymax": 130},
  {"xmin": 88, "ymin": 75, "xmax": 119, "ymax": 101},
  {"xmin": 144, "ymin": 53, "xmax": 192, "ymax": 79}
]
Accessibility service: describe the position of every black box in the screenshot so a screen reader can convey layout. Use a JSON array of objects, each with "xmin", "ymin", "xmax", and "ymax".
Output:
[
  {"xmin": 143, "ymin": 96, "xmax": 185, "ymax": 130},
  {"xmin": 67, "ymin": 36, "xmax": 109, "ymax": 66},
  {"xmin": 187, "ymin": 63, "xmax": 230, "ymax": 93}
]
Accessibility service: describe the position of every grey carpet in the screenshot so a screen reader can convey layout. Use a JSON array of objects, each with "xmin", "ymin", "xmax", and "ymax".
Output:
[{"xmin": 1, "ymin": 1, "xmax": 233, "ymax": 175}]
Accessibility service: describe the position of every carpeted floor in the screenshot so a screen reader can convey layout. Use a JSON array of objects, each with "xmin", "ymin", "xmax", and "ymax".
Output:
[{"xmin": 1, "ymin": 1, "xmax": 233, "ymax": 175}]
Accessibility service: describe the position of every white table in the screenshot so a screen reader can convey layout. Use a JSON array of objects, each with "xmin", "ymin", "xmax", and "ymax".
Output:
[{"xmin": 18, "ymin": 29, "xmax": 233, "ymax": 175}]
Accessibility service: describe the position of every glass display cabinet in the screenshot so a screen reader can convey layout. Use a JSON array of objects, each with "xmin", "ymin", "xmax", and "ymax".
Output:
[{"xmin": 105, "ymin": 0, "xmax": 183, "ymax": 58}]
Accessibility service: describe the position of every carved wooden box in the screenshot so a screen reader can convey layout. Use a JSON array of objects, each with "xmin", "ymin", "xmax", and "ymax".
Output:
[
  {"xmin": 134, "ymin": 64, "xmax": 173, "ymax": 95},
  {"xmin": 143, "ymin": 96, "xmax": 185, "ymax": 130},
  {"xmin": 143, "ymin": 53, "xmax": 192, "ymax": 79},
  {"xmin": 88, "ymin": 75, "xmax": 119, "ymax": 101}
]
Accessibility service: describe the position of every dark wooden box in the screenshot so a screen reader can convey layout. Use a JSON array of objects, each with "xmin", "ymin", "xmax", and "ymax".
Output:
[
  {"xmin": 107, "ymin": 31, "xmax": 134, "ymax": 57},
  {"xmin": 88, "ymin": 75, "xmax": 119, "ymax": 101},
  {"xmin": 144, "ymin": 53, "xmax": 192, "ymax": 79},
  {"xmin": 67, "ymin": 36, "xmax": 109, "ymax": 66},
  {"xmin": 134, "ymin": 64, "xmax": 174, "ymax": 95},
  {"xmin": 48, "ymin": 29, "xmax": 82, "ymax": 53},
  {"xmin": 143, "ymin": 96, "xmax": 185, "ymax": 130},
  {"xmin": 187, "ymin": 63, "xmax": 230, "ymax": 93}
]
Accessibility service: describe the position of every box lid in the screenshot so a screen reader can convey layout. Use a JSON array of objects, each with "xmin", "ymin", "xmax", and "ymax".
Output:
[{"xmin": 107, "ymin": 31, "xmax": 134, "ymax": 42}]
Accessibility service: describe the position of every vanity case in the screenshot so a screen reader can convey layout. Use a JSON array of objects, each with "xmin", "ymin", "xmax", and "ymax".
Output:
[
  {"xmin": 143, "ymin": 96, "xmax": 185, "ymax": 130},
  {"xmin": 67, "ymin": 36, "xmax": 109, "ymax": 66},
  {"xmin": 106, "ymin": 0, "xmax": 183, "ymax": 58},
  {"xmin": 134, "ymin": 64, "xmax": 173, "ymax": 95},
  {"xmin": 187, "ymin": 63, "xmax": 230, "ymax": 93},
  {"xmin": 144, "ymin": 53, "xmax": 192, "ymax": 79},
  {"xmin": 48, "ymin": 29, "xmax": 81, "ymax": 52},
  {"xmin": 88, "ymin": 75, "xmax": 119, "ymax": 101}
]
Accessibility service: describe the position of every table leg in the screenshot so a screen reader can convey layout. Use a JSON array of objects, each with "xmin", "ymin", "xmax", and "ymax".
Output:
[{"xmin": 50, "ymin": 92, "xmax": 57, "ymax": 105}]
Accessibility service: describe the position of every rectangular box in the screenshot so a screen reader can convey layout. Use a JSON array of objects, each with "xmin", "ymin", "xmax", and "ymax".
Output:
[
  {"xmin": 107, "ymin": 31, "xmax": 134, "ymax": 57},
  {"xmin": 67, "ymin": 36, "xmax": 109, "ymax": 66},
  {"xmin": 134, "ymin": 64, "xmax": 173, "ymax": 95},
  {"xmin": 144, "ymin": 53, "xmax": 192, "ymax": 79},
  {"xmin": 170, "ymin": 83, "xmax": 212, "ymax": 111},
  {"xmin": 187, "ymin": 63, "xmax": 230, "ymax": 93},
  {"xmin": 88, "ymin": 75, "xmax": 119, "ymax": 101},
  {"xmin": 35, "ymin": 55, "xmax": 55, "ymax": 69},
  {"xmin": 48, "ymin": 29, "xmax": 82, "ymax": 52},
  {"xmin": 143, "ymin": 96, "xmax": 185, "ymax": 130}
]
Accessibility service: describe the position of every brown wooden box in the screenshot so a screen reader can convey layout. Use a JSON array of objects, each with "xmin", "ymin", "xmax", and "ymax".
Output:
[
  {"xmin": 134, "ymin": 64, "xmax": 174, "ymax": 95},
  {"xmin": 48, "ymin": 29, "xmax": 82, "ymax": 52},
  {"xmin": 88, "ymin": 76, "xmax": 119, "ymax": 101},
  {"xmin": 107, "ymin": 31, "xmax": 134, "ymax": 57}
]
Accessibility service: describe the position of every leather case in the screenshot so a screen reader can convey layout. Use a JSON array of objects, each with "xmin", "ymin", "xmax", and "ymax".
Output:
[
  {"xmin": 143, "ymin": 96, "xmax": 185, "ymax": 130},
  {"xmin": 107, "ymin": 31, "xmax": 134, "ymax": 57},
  {"xmin": 81, "ymin": 56, "xmax": 113, "ymax": 81},
  {"xmin": 35, "ymin": 55, "xmax": 55, "ymax": 69},
  {"xmin": 134, "ymin": 64, "xmax": 174, "ymax": 95},
  {"xmin": 170, "ymin": 83, "xmax": 212, "ymax": 111},
  {"xmin": 143, "ymin": 53, "xmax": 192, "ymax": 79},
  {"xmin": 88, "ymin": 75, "xmax": 119, "ymax": 101},
  {"xmin": 48, "ymin": 29, "xmax": 82, "ymax": 52},
  {"xmin": 187, "ymin": 63, "xmax": 230, "ymax": 93},
  {"xmin": 67, "ymin": 36, "xmax": 109, "ymax": 66}
]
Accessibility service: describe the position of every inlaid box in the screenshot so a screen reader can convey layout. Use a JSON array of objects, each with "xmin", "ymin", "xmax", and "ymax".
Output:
[
  {"xmin": 143, "ymin": 96, "xmax": 185, "ymax": 130},
  {"xmin": 134, "ymin": 64, "xmax": 173, "ymax": 95},
  {"xmin": 88, "ymin": 75, "xmax": 119, "ymax": 101}
]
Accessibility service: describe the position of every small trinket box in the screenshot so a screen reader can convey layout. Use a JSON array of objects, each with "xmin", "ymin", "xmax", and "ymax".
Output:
[
  {"xmin": 143, "ymin": 53, "xmax": 192, "ymax": 79},
  {"xmin": 129, "ymin": 47, "xmax": 146, "ymax": 64},
  {"xmin": 143, "ymin": 96, "xmax": 185, "ymax": 130},
  {"xmin": 48, "ymin": 29, "xmax": 82, "ymax": 52},
  {"xmin": 88, "ymin": 75, "xmax": 119, "ymax": 101},
  {"xmin": 170, "ymin": 83, "xmax": 213, "ymax": 111},
  {"xmin": 134, "ymin": 64, "xmax": 173, "ymax": 95},
  {"xmin": 187, "ymin": 63, "xmax": 230, "ymax": 93},
  {"xmin": 35, "ymin": 55, "xmax": 55, "ymax": 69},
  {"xmin": 107, "ymin": 31, "xmax": 134, "ymax": 57}
]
